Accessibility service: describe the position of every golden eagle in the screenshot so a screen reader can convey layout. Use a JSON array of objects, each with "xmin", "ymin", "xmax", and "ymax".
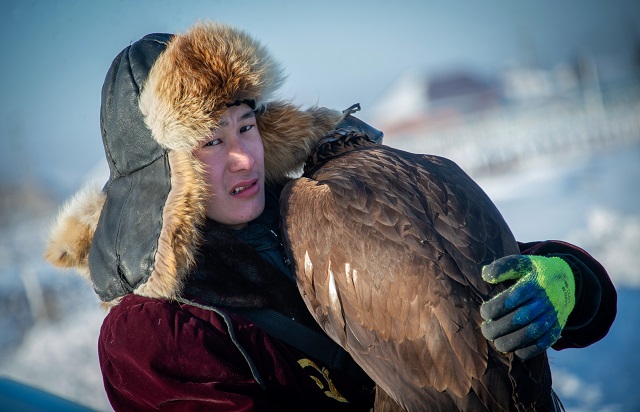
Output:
[{"xmin": 279, "ymin": 129, "xmax": 556, "ymax": 411}]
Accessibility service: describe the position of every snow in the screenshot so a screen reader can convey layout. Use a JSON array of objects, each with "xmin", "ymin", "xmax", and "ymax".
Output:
[
  {"xmin": 0, "ymin": 308, "xmax": 109, "ymax": 411},
  {"xmin": 0, "ymin": 140, "xmax": 638, "ymax": 411}
]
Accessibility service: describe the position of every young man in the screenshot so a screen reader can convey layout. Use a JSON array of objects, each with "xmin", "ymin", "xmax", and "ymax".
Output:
[{"xmin": 45, "ymin": 22, "xmax": 616, "ymax": 411}]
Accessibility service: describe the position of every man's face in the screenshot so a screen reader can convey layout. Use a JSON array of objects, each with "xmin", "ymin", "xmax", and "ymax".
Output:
[{"xmin": 194, "ymin": 104, "xmax": 265, "ymax": 229}]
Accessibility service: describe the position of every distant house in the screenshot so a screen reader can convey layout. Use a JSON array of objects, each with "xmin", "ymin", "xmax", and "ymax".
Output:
[
  {"xmin": 370, "ymin": 69, "xmax": 502, "ymax": 139},
  {"xmin": 427, "ymin": 71, "xmax": 502, "ymax": 113}
]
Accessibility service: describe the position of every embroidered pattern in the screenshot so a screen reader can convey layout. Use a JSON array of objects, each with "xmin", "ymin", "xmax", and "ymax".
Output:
[{"xmin": 298, "ymin": 358, "xmax": 349, "ymax": 403}]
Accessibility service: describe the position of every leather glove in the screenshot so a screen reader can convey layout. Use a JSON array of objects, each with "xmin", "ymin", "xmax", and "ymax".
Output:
[{"xmin": 480, "ymin": 255, "xmax": 576, "ymax": 361}]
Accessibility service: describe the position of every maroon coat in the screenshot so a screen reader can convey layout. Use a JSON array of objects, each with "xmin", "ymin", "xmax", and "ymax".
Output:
[{"xmin": 99, "ymin": 295, "xmax": 375, "ymax": 411}]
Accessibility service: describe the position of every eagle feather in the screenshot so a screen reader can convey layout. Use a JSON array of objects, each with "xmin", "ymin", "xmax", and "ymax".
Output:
[{"xmin": 280, "ymin": 131, "xmax": 556, "ymax": 411}]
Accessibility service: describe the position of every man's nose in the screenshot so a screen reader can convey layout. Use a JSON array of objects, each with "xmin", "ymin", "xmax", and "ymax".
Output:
[{"xmin": 228, "ymin": 137, "xmax": 255, "ymax": 171}]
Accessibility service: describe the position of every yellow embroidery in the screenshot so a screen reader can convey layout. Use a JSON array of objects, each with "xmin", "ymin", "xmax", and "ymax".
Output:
[{"xmin": 298, "ymin": 358, "xmax": 349, "ymax": 403}]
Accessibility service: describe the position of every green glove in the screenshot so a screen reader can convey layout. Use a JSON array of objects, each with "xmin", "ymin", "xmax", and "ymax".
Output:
[{"xmin": 480, "ymin": 255, "xmax": 576, "ymax": 360}]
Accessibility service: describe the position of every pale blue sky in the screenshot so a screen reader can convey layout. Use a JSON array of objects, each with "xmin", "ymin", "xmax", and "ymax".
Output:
[{"xmin": 1, "ymin": 0, "xmax": 638, "ymax": 196}]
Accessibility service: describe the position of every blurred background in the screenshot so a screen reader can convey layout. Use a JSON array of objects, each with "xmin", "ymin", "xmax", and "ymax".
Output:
[{"xmin": 1, "ymin": 1, "xmax": 638, "ymax": 410}]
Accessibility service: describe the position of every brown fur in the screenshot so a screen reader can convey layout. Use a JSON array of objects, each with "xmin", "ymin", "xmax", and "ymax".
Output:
[
  {"xmin": 259, "ymin": 102, "xmax": 342, "ymax": 184},
  {"xmin": 43, "ymin": 185, "xmax": 105, "ymax": 279},
  {"xmin": 140, "ymin": 21, "xmax": 286, "ymax": 152},
  {"xmin": 135, "ymin": 151, "xmax": 208, "ymax": 299}
]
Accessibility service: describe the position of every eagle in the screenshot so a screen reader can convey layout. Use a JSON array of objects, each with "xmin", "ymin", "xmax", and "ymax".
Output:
[{"xmin": 279, "ymin": 127, "xmax": 556, "ymax": 411}]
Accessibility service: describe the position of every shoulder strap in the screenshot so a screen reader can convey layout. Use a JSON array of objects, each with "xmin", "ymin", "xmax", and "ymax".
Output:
[
  {"xmin": 234, "ymin": 308, "xmax": 370, "ymax": 383},
  {"xmin": 176, "ymin": 298, "xmax": 370, "ymax": 383}
]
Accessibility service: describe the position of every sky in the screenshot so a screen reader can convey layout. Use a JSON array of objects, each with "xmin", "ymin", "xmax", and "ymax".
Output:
[{"xmin": 0, "ymin": 0, "xmax": 638, "ymax": 197}]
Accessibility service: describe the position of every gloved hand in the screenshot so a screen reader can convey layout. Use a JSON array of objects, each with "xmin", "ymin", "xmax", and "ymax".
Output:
[{"xmin": 480, "ymin": 255, "xmax": 576, "ymax": 361}]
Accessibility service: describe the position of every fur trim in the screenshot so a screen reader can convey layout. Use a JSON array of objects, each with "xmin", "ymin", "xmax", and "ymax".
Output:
[
  {"xmin": 43, "ymin": 184, "xmax": 106, "ymax": 279},
  {"xmin": 259, "ymin": 102, "xmax": 342, "ymax": 184},
  {"xmin": 134, "ymin": 151, "xmax": 207, "ymax": 300},
  {"xmin": 140, "ymin": 21, "xmax": 285, "ymax": 152}
]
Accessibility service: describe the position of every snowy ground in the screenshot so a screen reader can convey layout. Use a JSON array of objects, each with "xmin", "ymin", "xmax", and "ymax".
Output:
[{"xmin": 0, "ymin": 139, "xmax": 638, "ymax": 411}]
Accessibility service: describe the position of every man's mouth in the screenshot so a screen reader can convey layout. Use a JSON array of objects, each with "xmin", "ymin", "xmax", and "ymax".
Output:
[{"xmin": 230, "ymin": 181, "xmax": 256, "ymax": 195}]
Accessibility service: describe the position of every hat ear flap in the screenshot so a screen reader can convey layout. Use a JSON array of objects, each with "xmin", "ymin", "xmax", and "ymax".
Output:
[
  {"xmin": 44, "ymin": 184, "xmax": 106, "ymax": 280},
  {"xmin": 258, "ymin": 101, "xmax": 342, "ymax": 184}
]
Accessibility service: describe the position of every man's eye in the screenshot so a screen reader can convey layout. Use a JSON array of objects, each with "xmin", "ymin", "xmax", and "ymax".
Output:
[
  {"xmin": 203, "ymin": 138, "xmax": 222, "ymax": 147},
  {"xmin": 240, "ymin": 125, "xmax": 254, "ymax": 133}
]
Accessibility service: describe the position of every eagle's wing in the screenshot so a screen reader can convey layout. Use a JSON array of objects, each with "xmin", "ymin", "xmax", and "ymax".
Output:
[{"xmin": 280, "ymin": 145, "xmax": 520, "ymax": 409}]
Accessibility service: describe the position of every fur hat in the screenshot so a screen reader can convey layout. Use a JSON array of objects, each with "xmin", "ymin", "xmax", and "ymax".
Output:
[{"xmin": 44, "ymin": 22, "xmax": 342, "ymax": 305}]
